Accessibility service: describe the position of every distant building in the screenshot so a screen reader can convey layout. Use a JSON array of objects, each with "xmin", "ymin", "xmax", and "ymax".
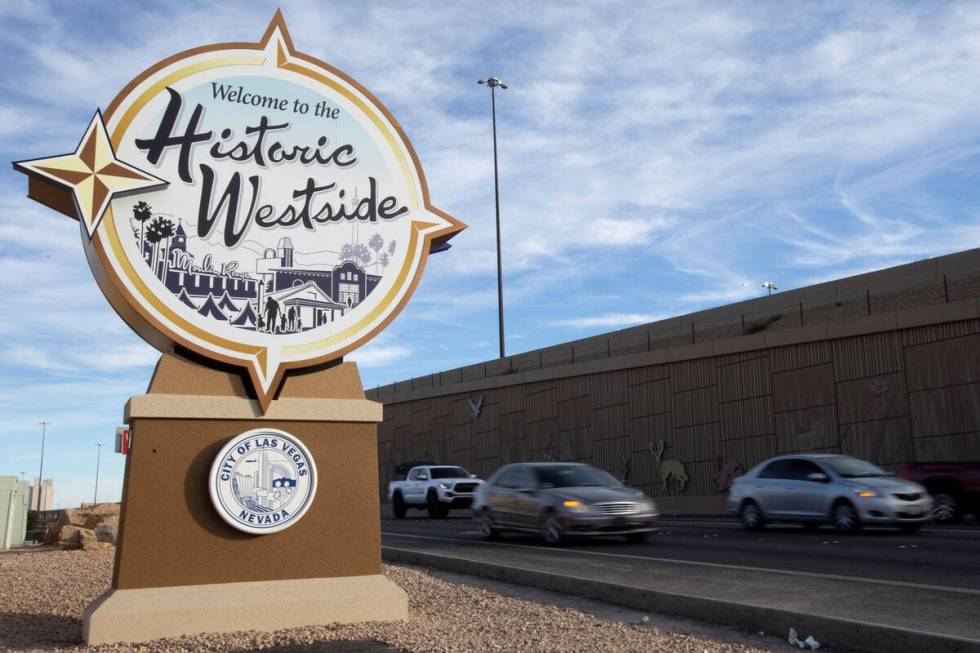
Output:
[
  {"xmin": 0, "ymin": 477, "xmax": 30, "ymax": 549},
  {"xmin": 29, "ymin": 478, "xmax": 53, "ymax": 511}
]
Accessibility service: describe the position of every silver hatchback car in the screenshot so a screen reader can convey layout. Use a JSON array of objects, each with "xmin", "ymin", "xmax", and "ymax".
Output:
[{"xmin": 728, "ymin": 455, "xmax": 932, "ymax": 532}]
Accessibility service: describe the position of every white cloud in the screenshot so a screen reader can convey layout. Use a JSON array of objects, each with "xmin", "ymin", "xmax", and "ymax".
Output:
[
  {"xmin": 4, "ymin": 1, "xmax": 980, "ymax": 505},
  {"xmin": 548, "ymin": 313, "xmax": 665, "ymax": 329}
]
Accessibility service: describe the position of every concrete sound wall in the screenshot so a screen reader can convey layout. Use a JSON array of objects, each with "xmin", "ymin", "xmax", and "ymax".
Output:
[{"xmin": 370, "ymin": 249, "xmax": 980, "ymax": 513}]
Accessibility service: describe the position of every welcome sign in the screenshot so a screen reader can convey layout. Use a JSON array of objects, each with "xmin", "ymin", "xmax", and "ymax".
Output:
[{"xmin": 14, "ymin": 12, "xmax": 464, "ymax": 410}]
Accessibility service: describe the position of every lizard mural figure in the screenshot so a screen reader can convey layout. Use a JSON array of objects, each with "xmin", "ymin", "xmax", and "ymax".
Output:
[{"xmin": 650, "ymin": 441, "xmax": 689, "ymax": 492}]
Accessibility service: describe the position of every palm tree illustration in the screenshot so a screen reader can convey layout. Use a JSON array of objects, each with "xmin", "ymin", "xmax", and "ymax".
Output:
[
  {"xmin": 352, "ymin": 243, "xmax": 371, "ymax": 267},
  {"xmin": 132, "ymin": 201, "xmax": 152, "ymax": 259},
  {"xmin": 340, "ymin": 242, "xmax": 372, "ymax": 267},
  {"xmin": 368, "ymin": 233, "xmax": 384, "ymax": 272},
  {"xmin": 144, "ymin": 223, "xmax": 163, "ymax": 274},
  {"xmin": 145, "ymin": 216, "xmax": 176, "ymax": 279}
]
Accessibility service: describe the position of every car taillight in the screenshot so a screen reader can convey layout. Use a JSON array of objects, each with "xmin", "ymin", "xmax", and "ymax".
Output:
[{"xmin": 899, "ymin": 467, "xmax": 910, "ymax": 480}]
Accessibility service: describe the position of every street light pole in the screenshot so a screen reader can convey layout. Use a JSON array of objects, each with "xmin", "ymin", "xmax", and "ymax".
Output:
[
  {"xmin": 478, "ymin": 77, "xmax": 508, "ymax": 359},
  {"xmin": 36, "ymin": 421, "xmax": 49, "ymax": 511},
  {"xmin": 94, "ymin": 443, "xmax": 103, "ymax": 505}
]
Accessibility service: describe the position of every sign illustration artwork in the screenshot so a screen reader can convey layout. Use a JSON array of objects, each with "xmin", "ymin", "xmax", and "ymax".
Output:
[
  {"xmin": 13, "ymin": 11, "xmax": 464, "ymax": 409},
  {"xmin": 210, "ymin": 428, "xmax": 317, "ymax": 534}
]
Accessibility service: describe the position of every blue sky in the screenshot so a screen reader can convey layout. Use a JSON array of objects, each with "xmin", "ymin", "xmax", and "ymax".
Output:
[{"xmin": 2, "ymin": 1, "xmax": 980, "ymax": 508}]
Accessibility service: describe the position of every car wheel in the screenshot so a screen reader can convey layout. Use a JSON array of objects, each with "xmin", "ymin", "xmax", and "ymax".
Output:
[
  {"xmin": 899, "ymin": 522, "xmax": 922, "ymax": 533},
  {"xmin": 626, "ymin": 531, "xmax": 649, "ymax": 543},
  {"xmin": 832, "ymin": 501, "xmax": 861, "ymax": 533},
  {"xmin": 542, "ymin": 513, "xmax": 564, "ymax": 545},
  {"xmin": 931, "ymin": 493, "xmax": 960, "ymax": 523},
  {"xmin": 477, "ymin": 510, "xmax": 498, "ymax": 539},
  {"xmin": 392, "ymin": 493, "xmax": 406, "ymax": 519},
  {"xmin": 740, "ymin": 501, "xmax": 764, "ymax": 530},
  {"xmin": 426, "ymin": 492, "xmax": 445, "ymax": 519}
]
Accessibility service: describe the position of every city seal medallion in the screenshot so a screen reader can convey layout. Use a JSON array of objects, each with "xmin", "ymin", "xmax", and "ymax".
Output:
[{"xmin": 209, "ymin": 428, "xmax": 317, "ymax": 534}]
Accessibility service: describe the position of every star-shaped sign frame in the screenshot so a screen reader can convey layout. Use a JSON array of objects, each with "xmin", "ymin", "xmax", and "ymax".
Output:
[
  {"xmin": 11, "ymin": 11, "xmax": 465, "ymax": 413},
  {"xmin": 14, "ymin": 111, "xmax": 168, "ymax": 237}
]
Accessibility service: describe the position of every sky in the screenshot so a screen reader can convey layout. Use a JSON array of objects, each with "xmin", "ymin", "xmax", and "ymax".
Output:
[{"xmin": 2, "ymin": 1, "xmax": 980, "ymax": 508}]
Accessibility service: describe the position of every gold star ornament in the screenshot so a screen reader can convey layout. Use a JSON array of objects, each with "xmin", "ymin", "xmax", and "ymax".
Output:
[{"xmin": 14, "ymin": 111, "xmax": 168, "ymax": 237}]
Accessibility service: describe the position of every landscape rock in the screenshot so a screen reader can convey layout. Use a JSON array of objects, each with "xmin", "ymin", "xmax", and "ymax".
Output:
[
  {"xmin": 94, "ymin": 522, "xmax": 117, "ymax": 545},
  {"xmin": 55, "ymin": 525, "xmax": 92, "ymax": 550},
  {"xmin": 79, "ymin": 529, "xmax": 113, "ymax": 551},
  {"xmin": 44, "ymin": 503, "xmax": 121, "ymax": 546}
]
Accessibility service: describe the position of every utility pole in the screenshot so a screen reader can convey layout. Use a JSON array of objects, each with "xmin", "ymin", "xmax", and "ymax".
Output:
[
  {"xmin": 94, "ymin": 443, "xmax": 103, "ymax": 505},
  {"xmin": 478, "ymin": 77, "xmax": 508, "ymax": 358},
  {"xmin": 36, "ymin": 421, "xmax": 49, "ymax": 511}
]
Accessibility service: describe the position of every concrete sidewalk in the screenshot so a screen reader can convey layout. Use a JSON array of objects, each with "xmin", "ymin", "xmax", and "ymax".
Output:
[{"xmin": 382, "ymin": 534, "xmax": 980, "ymax": 653}]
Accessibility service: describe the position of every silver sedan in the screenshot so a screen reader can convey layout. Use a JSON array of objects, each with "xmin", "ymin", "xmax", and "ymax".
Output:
[
  {"xmin": 728, "ymin": 454, "xmax": 932, "ymax": 532},
  {"xmin": 473, "ymin": 463, "xmax": 658, "ymax": 544}
]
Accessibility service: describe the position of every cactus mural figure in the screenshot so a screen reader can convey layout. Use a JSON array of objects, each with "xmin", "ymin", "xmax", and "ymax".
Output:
[{"xmin": 649, "ymin": 441, "xmax": 689, "ymax": 492}]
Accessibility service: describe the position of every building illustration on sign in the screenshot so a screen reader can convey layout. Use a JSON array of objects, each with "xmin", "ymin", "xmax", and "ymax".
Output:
[
  {"xmin": 231, "ymin": 448, "xmax": 297, "ymax": 512},
  {"xmin": 13, "ymin": 11, "xmax": 465, "ymax": 409},
  {"xmin": 129, "ymin": 202, "xmax": 390, "ymax": 333}
]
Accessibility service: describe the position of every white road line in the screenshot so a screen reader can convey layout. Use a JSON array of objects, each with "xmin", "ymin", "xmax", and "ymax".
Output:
[
  {"xmin": 381, "ymin": 530, "xmax": 980, "ymax": 596},
  {"xmin": 631, "ymin": 519, "xmax": 980, "ymax": 536}
]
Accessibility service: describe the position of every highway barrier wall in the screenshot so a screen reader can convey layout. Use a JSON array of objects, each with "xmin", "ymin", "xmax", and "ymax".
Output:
[{"xmin": 369, "ymin": 248, "xmax": 980, "ymax": 512}]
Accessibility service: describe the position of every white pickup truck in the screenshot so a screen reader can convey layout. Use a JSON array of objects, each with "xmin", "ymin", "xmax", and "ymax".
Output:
[{"xmin": 388, "ymin": 465, "xmax": 484, "ymax": 518}]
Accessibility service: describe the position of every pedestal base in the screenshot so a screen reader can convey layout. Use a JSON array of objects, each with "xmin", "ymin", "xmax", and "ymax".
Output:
[{"xmin": 83, "ymin": 574, "xmax": 408, "ymax": 645}]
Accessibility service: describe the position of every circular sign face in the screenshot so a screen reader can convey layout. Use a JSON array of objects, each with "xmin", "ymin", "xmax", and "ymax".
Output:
[
  {"xmin": 209, "ymin": 428, "xmax": 317, "ymax": 534},
  {"xmin": 11, "ymin": 13, "xmax": 463, "ymax": 410}
]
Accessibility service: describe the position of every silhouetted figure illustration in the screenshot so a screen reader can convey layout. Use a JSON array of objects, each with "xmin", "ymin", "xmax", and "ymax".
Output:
[
  {"xmin": 296, "ymin": 314, "xmax": 302, "ymax": 331},
  {"xmin": 265, "ymin": 297, "xmax": 280, "ymax": 333},
  {"xmin": 347, "ymin": 296, "xmax": 353, "ymax": 308},
  {"xmin": 280, "ymin": 314, "xmax": 287, "ymax": 332},
  {"xmin": 288, "ymin": 306, "xmax": 296, "ymax": 331}
]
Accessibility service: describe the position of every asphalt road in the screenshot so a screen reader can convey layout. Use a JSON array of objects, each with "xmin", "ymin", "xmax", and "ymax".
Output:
[{"xmin": 381, "ymin": 512, "xmax": 980, "ymax": 591}]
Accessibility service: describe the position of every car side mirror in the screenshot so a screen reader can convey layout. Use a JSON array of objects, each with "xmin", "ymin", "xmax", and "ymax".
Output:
[
  {"xmin": 807, "ymin": 472, "xmax": 828, "ymax": 483},
  {"xmin": 418, "ymin": 474, "xmax": 429, "ymax": 481},
  {"xmin": 470, "ymin": 474, "xmax": 477, "ymax": 479}
]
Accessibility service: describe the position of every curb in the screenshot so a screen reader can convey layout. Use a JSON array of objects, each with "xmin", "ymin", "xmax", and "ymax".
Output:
[{"xmin": 383, "ymin": 546, "xmax": 980, "ymax": 653}]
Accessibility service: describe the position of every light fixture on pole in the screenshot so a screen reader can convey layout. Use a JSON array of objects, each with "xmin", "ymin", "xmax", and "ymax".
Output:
[
  {"xmin": 478, "ymin": 77, "xmax": 508, "ymax": 359},
  {"xmin": 36, "ymin": 421, "xmax": 49, "ymax": 511},
  {"xmin": 94, "ymin": 443, "xmax": 103, "ymax": 505},
  {"xmin": 761, "ymin": 281, "xmax": 777, "ymax": 296}
]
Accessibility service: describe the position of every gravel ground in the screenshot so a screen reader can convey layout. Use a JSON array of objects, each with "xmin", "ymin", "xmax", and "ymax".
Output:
[{"xmin": 0, "ymin": 549, "xmax": 775, "ymax": 653}]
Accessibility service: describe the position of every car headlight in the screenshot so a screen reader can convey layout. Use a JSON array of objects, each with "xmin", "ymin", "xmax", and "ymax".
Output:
[
  {"xmin": 638, "ymin": 498, "xmax": 657, "ymax": 512},
  {"xmin": 562, "ymin": 500, "xmax": 589, "ymax": 512},
  {"xmin": 438, "ymin": 482, "xmax": 451, "ymax": 490},
  {"xmin": 853, "ymin": 487, "xmax": 877, "ymax": 498}
]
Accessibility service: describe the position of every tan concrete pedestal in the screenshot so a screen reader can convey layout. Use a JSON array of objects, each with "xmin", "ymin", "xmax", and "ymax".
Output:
[{"xmin": 83, "ymin": 353, "xmax": 407, "ymax": 645}]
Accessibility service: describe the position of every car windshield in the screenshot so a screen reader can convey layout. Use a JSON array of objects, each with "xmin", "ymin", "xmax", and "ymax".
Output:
[
  {"xmin": 534, "ymin": 465, "xmax": 620, "ymax": 489},
  {"xmin": 822, "ymin": 456, "xmax": 893, "ymax": 478},
  {"xmin": 430, "ymin": 467, "xmax": 470, "ymax": 479}
]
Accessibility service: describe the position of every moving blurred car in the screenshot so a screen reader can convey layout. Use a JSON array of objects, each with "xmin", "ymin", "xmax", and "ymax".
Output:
[
  {"xmin": 473, "ymin": 462, "xmax": 658, "ymax": 544},
  {"xmin": 728, "ymin": 454, "xmax": 932, "ymax": 532},
  {"xmin": 901, "ymin": 461, "xmax": 980, "ymax": 523}
]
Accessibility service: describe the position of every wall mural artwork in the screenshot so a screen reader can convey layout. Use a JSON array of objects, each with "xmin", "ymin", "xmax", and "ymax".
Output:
[
  {"xmin": 712, "ymin": 458, "xmax": 744, "ymax": 491},
  {"xmin": 467, "ymin": 395, "xmax": 484, "ymax": 420},
  {"xmin": 649, "ymin": 441, "xmax": 689, "ymax": 493}
]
